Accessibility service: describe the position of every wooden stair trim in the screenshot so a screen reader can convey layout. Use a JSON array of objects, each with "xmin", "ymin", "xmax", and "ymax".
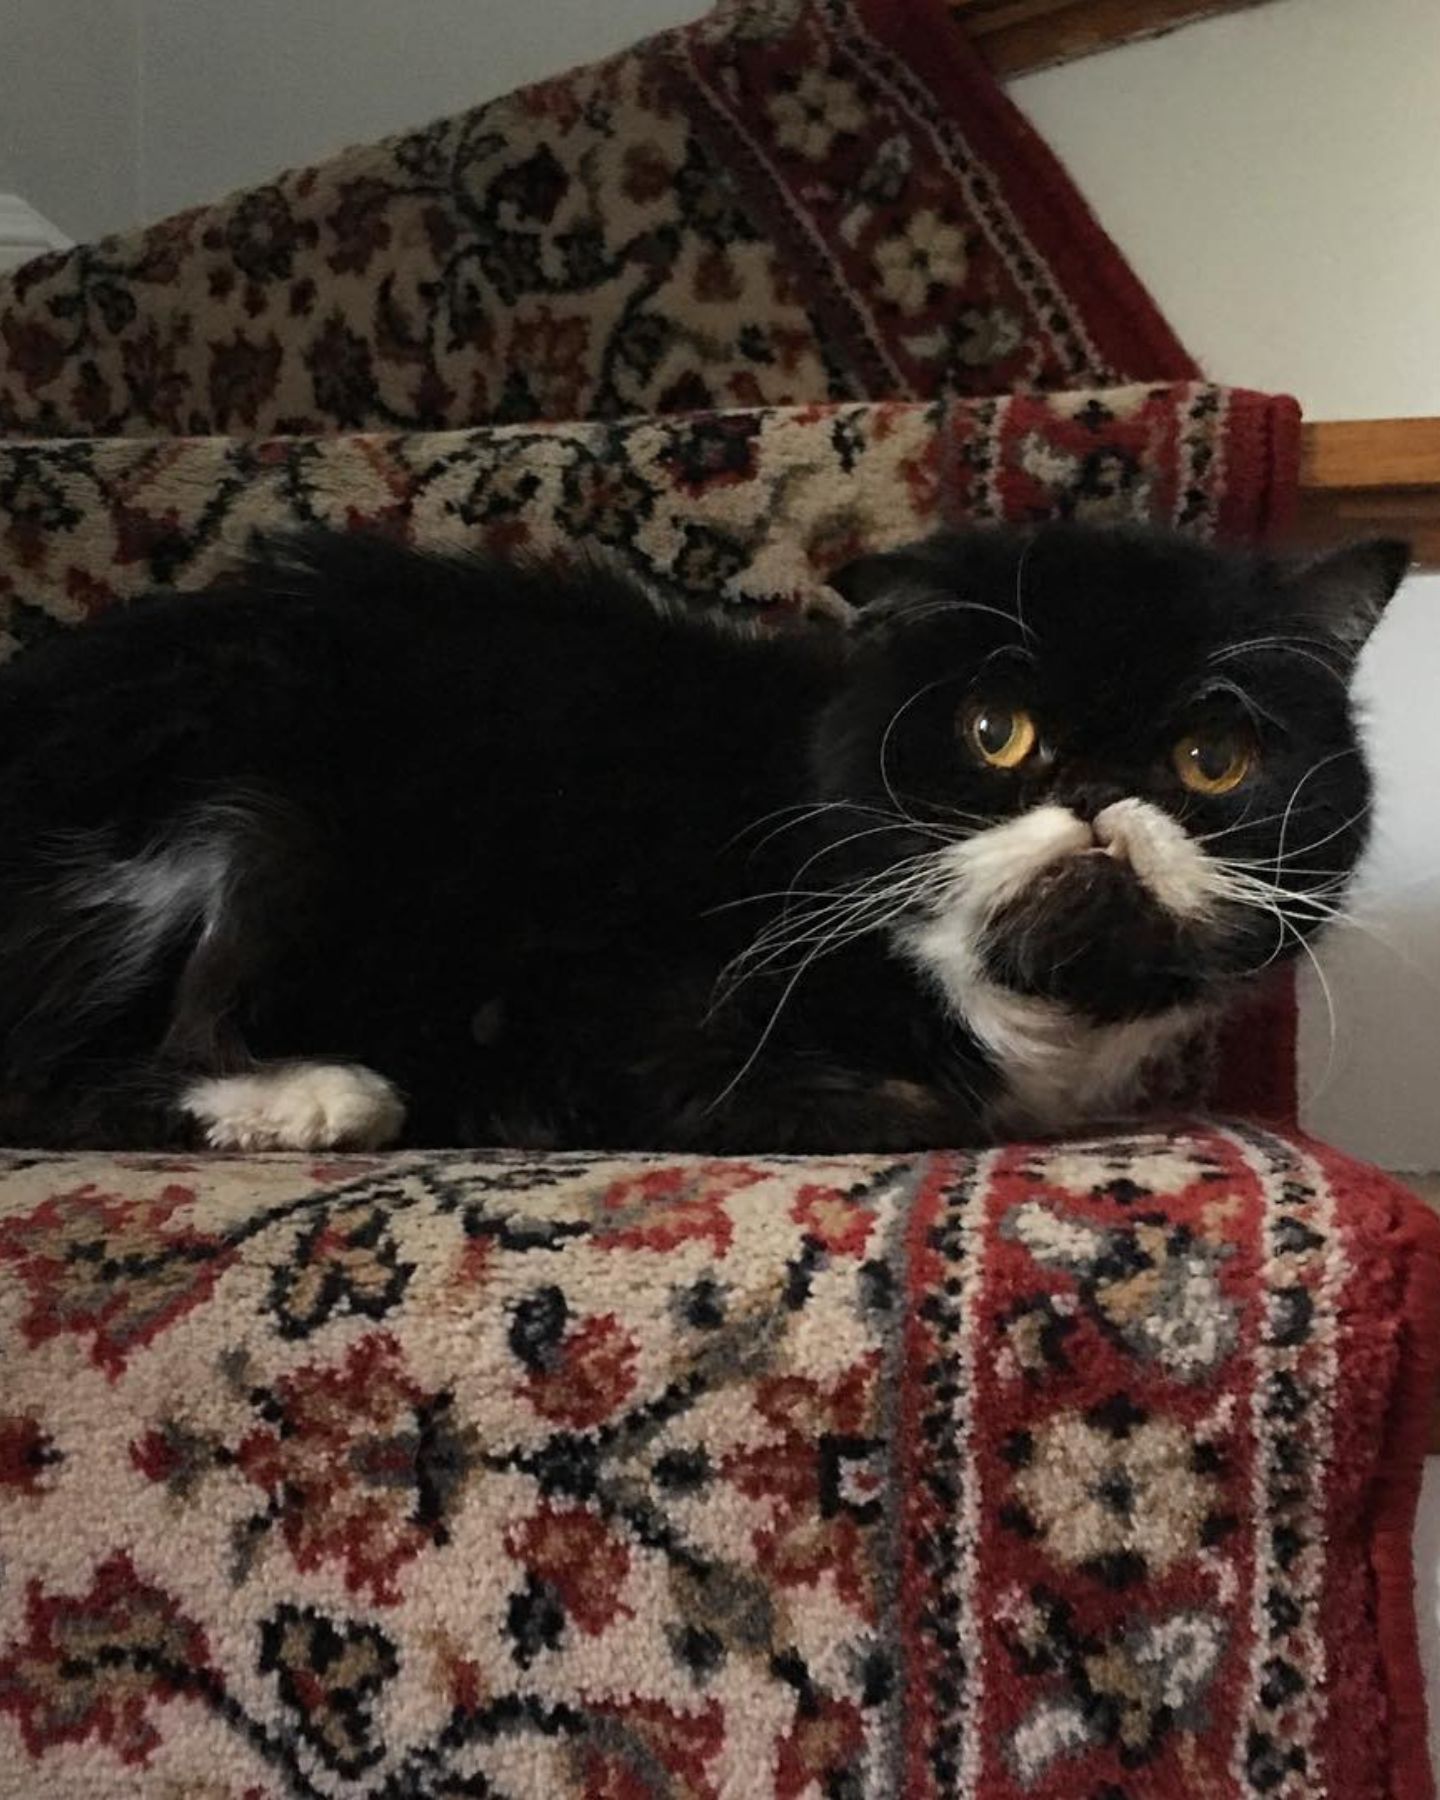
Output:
[
  {"xmin": 952, "ymin": 0, "xmax": 1284, "ymax": 78},
  {"xmin": 1298, "ymin": 418, "xmax": 1440, "ymax": 570},
  {"xmin": 1301, "ymin": 417, "xmax": 1440, "ymax": 491}
]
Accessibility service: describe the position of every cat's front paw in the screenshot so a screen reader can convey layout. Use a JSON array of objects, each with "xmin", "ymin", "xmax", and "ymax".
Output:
[{"xmin": 180, "ymin": 1062, "xmax": 406, "ymax": 1151}]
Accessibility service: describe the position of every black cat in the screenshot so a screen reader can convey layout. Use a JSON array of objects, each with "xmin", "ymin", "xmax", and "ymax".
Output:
[{"xmin": 0, "ymin": 523, "xmax": 1407, "ymax": 1153}]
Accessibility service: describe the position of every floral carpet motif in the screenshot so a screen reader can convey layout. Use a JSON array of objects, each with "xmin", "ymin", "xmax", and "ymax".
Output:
[
  {"xmin": 0, "ymin": 385, "xmax": 1296, "ymax": 662},
  {"xmin": 1, "ymin": 1128, "xmax": 1435, "ymax": 1796},
  {"xmin": 0, "ymin": 0, "xmax": 1196, "ymax": 441}
]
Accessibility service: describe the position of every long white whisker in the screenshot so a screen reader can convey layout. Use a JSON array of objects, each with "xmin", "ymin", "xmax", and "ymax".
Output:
[
  {"xmin": 1209, "ymin": 638, "xmax": 1348, "ymax": 692},
  {"xmin": 730, "ymin": 799, "xmax": 918, "ymax": 859},
  {"xmin": 709, "ymin": 855, "xmax": 947, "ymax": 1007},
  {"xmin": 1254, "ymin": 804, "xmax": 1372, "ymax": 871},
  {"xmin": 1014, "ymin": 532, "xmax": 1039, "ymax": 646},
  {"xmin": 715, "ymin": 847, "xmax": 945, "ymax": 978},
  {"xmin": 1275, "ymin": 750, "xmax": 1363, "ymax": 886},
  {"xmin": 1209, "ymin": 865, "xmax": 1354, "ymax": 917},
  {"xmin": 704, "ymin": 878, "xmax": 925, "ymax": 916},
  {"xmin": 877, "ymin": 677, "xmax": 960, "ymax": 826},
  {"xmin": 1294, "ymin": 927, "xmax": 1339, "ymax": 1105},
  {"xmin": 895, "ymin": 598, "xmax": 1033, "ymax": 638},
  {"xmin": 1313, "ymin": 906, "xmax": 1440, "ymax": 1007},
  {"xmin": 704, "ymin": 865, "xmax": 949, "ymax": 1112},
  {"xmin": 722, "ymin": 861, "xmax": 948, "ymax": 976},
  {"xmin": 723, "ymin": 889, "xmax": 934, "ymax": 991},
  {"xmin": 784, "ymin": 822, "xmax": 947, "ymax": 892}
]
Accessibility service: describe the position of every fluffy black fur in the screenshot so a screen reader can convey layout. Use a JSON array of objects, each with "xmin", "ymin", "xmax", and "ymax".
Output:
[{"xmin": 0, "ymin": 523, "xmax": 1407, "ymax": 1151}]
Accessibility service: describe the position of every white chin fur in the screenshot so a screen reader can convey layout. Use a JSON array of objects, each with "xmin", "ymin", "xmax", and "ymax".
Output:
[{"xmin": 895, "ymin": 799, "xmax": 1217, "ymax": 1136}]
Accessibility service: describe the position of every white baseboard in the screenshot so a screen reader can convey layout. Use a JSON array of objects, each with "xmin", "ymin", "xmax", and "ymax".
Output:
[{"xmin": 0, "ymin": 194, "xmax": 72, "ymax": 274}]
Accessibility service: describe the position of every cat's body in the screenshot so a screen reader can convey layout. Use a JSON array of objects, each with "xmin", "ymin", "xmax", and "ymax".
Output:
[{"xmin": 0, "ymin": 524, "xmax": 1406, "ymax": 1153}]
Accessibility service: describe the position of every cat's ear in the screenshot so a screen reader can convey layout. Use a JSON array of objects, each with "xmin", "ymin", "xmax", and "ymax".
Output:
[
  {"xmin": 826, "ymin": 546, "xmax": 938, "ymax": 620},
  {"xmin": 1277, "ymin": 538, "xmax": 1411, "ymax": 655}
]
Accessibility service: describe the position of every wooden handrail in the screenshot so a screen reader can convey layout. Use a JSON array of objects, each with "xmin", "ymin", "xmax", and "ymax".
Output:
[
  {"xmin": 1301, "ymin": 418, "xmax": 1440, "ymax": 492},
  {"xmin": 953, "ymin": 0, "xmax": 1283, "ymax": 77},
  {"xmin": 1298, "ymin": 418, "xmax": 1440, "ymax": 569}
]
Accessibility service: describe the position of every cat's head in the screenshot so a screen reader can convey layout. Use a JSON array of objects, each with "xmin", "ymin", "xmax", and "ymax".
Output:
[{"xmin": 814, "ymin": 524, "xmax": 1408, "ymax": 1026}]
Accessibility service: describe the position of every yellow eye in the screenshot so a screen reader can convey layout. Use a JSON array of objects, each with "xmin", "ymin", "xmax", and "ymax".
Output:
[
  {"xmin": 965, "ymin": 703, "xmax": 1038, "ymax": 771},
  {"xmin": 1173, "ymin": 730, "xmax": 1256, "ymax": 796}
]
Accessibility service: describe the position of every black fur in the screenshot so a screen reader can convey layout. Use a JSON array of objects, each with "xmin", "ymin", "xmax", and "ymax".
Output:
[{"xmin": 0, "ymin": 524, "xmax": 1406, "ymax": 1151}]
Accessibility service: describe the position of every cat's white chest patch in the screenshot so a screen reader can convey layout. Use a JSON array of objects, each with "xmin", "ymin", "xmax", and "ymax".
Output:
[{"xmin": 960, "ymin": 981, "xmax": 1197, "ymax": 1136}]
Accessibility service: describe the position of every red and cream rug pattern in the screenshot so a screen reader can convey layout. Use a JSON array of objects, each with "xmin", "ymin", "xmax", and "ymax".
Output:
[
  {"xmin": 1, "ymin": 1125, "xmax": 1435, "ymax": 1797},
  {"xmin": 0, "ymin": 0, "xmax": 1196, "ymax": 442}
]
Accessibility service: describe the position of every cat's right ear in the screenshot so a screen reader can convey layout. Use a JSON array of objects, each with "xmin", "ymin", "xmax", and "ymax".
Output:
[{"xmin": 1276, "ymin": 537, "xmax": 1412, "ymax": 656}]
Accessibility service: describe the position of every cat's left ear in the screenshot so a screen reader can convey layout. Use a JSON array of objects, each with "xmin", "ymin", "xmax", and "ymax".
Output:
[
  {"xmin": 825, "ymin": 545, "xmax": 940, "ymax": 625},
  {"xmin": 827, "ymin": 547, "xmax": 928, "ymax": 609},
  {"xmin": 1277, "ymin": 538, "xmax": 1411, "ymax": 656}
]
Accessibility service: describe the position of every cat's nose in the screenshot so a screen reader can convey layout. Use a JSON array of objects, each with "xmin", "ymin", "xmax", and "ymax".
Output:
[{"xmin": 1060, "ymin": 782, "xmax": 1128, "ymax": 823}]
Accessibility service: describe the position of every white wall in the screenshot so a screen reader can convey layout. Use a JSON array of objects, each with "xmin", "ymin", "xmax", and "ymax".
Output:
[
  {"xmin": 2, "ymin": 2, "xmax": 700, "ymax": 240},
  {"xmin": 134, "ymin": 0, "xmax": 705, "ymax": 220},
  {"xmin": 1012, "ymin": 0, "xmax": 1440, "ymax": 423},
  {"xmin": 1294, "ymin": 580, "xmax": 1440, "ymax": 1169},
  {"xmin": 0, "ymin": 0, "xmax": 141, "ymax": 243}
]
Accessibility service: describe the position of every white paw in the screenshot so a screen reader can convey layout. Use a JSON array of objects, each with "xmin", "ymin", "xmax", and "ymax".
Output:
[{"xmin": 181, "ymin": 1063, "xmax": 406, "ymax": 1152}]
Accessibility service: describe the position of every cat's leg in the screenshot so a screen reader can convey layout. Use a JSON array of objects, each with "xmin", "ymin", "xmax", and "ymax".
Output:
[
  {"xmin": 0, "ymin": 802, "xmax": 409, "ymax": 1153},
  {"xmin": 0, "ymin": 1054, "xmax": 406, "ymax": 1153},
  {"xmin": 668, "ymin": 1071, "xmax": 980, "ymax": 1154},
  {"xmin": 512, "ymin": 961, "xmax": 989, "ymax": 1154},
  {"xmin": 178, "ymin": 1061, "xmax": 406, "ymax": 1151},
  {"xmin": 635, "ymin": 1031, "xmax": 985, "ymax": 1154},
  {"xmin": 158, "ymin": 832, "xmax": 408, "ymax": 1151},
  {"xmin": 0, "ymin": 1062, "xmax": 195, "ymax": 1151}
]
